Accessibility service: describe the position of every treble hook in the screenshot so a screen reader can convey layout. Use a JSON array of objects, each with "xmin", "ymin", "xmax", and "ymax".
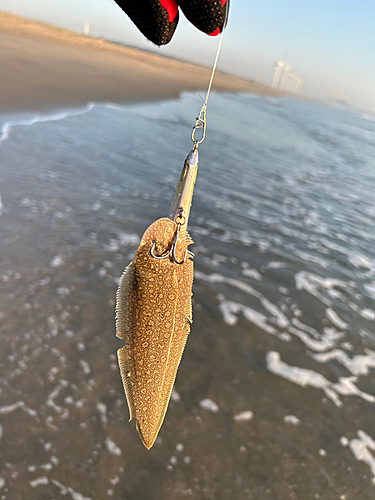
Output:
[
  {"xmin": 150, "ymin": 209, "xmax": 188, "ymax": 264},
  {"xmin": 149, "ymin": 241, "xmax": 173, "ymax": 260}
]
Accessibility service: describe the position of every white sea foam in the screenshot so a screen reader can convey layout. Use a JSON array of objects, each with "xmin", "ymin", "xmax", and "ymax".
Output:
[
  {"xmin": 361, "ymin": 309, "xmax": 375, "ymax": 321},
  {"xmin": 284, "ymin": 415, "xmax": 300, "ymax": 425},
  {"xmin": 79, "ymin": 360, "xmax": 91, "ymax": 375},
  {"xmin": 197, "ymin": 271, "xmax": 289, "ymax": 333},
  {"xmin": 51, "ymin": 479, "xmax": 92, "ymax": 500},
  {"xmin": 48, "ymin": 316, "xmax": 59, "ymax": 337},
  {"xmin": 341, "ymin": 342, "xmax": 354, "ymax": 351},
  {"xmin": 266, "ymin": 351, "xmax": 375, "ymax": 407},
  {"xmin": 260, "ymin": 297, "xmax": 289, "ymax": 328},
  {"xmin": 268, "ymin": 261, "xmax": 287, "ymax": 269},
  {"xmin": 118, "ymin": 232, "xmax": 140, "ymax": 246},
  {"xmin": 171, "ymin": 388, "xmax": 181, "ymax": 403},
  {"xmin": 291, "ymin": 318, "xmax": 319, "ymax": 337},
  {"xmin": 326, "ymin": 308, "xmax": 348, "ymax": 330},
  {"xmin": 295, "ymin": 271, "xmax": 347, "ymax": 306},
  {"xmin": 242, "ymin": 268, "xmax": 262, "ymax": 280},
  {"xmin": 30, "ymin": 476, "xmax": 49, "ymax": 487},
  {"xmin": 266, "ymin": 351, "xmax": 341, "ymax": 406},
  {"xmin": 0, "ymin": 103, "xmax": 94, "ymax": 143},
  {"xmin": 333, "ymin": 377, "xmax": 375, "ymax": 403},
  {"xmin": 341, "ymin": 436, "xmax": 349, "ymax": 446},
  {"xmin": 233, "ymin": 411, "xmax": 253, "ymax": 422},
  {"xmin": 295, "ymin": 250, "xmax": 328, "ymax": 269},
  {"xmin": 0, "ymin": 401, "xmax": 25, "ymax": 414},
  {"xmin": 199, "ymin": 399, "xmax": 219, "ymax": 413},
  {"xmin": 38, "ymin": 276, "xmax": 51, "ymax": 286},
  {"xmin": 341, "ymin": 431, "xmax": 375, "ymax": 484},
  {"xmin": 364, "ymin": 283, "xmax": 375, "ymax": 300},
  {"xmin": 218, "ymin": 298, "xmax": 278, "ymax": 335},
  {"xmin": 105, "ymin": 239, "xmax": 120, "ymax": 252},
  {"xmin": 46, "ymin": 380, "xmax": 68, "ymax": 413},
  {"xmin": 77, "ymin": 342, "xmax": 85, "ymax": 351},
  {"xmin": 23, "ymin": 406, "xmax": 37, "ymax": 417},
  {"xmin": 105, "ymin": 437, "xmax": 122, "ymax": 456},
  {"xmin": 202, "ymin": 253, "xmax": 228, "ymax": 267},
  {"xmin": 348, "ymin": 253, "xmax": 375, "ymax": 273},
  {"xmin": 51, "ymin": 255, "xmax": 64, "ymax": 268},
  {"xmin": 311, "ymin": 349, "xmax": 375, "ymax": 376},
  {"xmin": 288, "ymin": 326, "xmax": 342, "ymax": 352},
  {"xmin": 319, "ymin": 238, "xmax": 349, "ymax": 255},
  {"xmin": 196, "ymin": 271, "xmax": 260, "ymax": 298},
  {"xmin": 57, "ymin": 287, "xmax": 70, "ymax": 298},
  {"xmin": 96, "ymin": 402, "xmax": 108, "ymax": 426}
]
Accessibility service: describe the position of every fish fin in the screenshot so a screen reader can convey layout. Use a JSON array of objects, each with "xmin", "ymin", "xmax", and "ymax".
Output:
[
  {"xmin": 135, "ymin": 356, "xmax": 186, "ymax": 450},
  {"xmin": 136, "ymin": 420, "xmax": 155, "ymax": 450},
  {"xmin": 182, "ymin": 228, "xmax": 194, "ymax": 246},
  {"xmin": 176, "ymin": 226, "xmax": 194, "ymax": 253},
  {"xmin": 186, "ymin": 262, "xmax": 194, "ymax": 322},
  {"xmin": 117, "ymin": 344, "xmax": 135, "ymax": 422},
  {"xmin": 115, "ymin": 261, "xmax": 136, "ymax": 343}
]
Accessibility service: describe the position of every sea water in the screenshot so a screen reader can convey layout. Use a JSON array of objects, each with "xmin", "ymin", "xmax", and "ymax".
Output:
[{"xmin": 0, "ymin": 93, "xmax": 374, "ymax": 499}]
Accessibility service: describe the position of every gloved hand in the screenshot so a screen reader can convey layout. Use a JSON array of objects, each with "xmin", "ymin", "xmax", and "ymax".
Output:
[{"xmin": 114, "ymin": 0, "xmax": 229, "ymax": 46}]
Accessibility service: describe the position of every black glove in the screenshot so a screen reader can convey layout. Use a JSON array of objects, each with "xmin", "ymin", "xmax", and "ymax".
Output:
[{"xmin": 114, "ymin": 0, "xmax": 229, "ymax": 46}]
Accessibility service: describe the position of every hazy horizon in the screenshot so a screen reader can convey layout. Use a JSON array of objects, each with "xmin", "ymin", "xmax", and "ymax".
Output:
[{"xmin": 0, "ymin": 0, "xmax": 374, "ymax": 113}]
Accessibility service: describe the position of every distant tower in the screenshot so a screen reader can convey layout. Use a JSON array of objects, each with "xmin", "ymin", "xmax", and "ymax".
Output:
[
  {"xmin": 271, "ymin": 60, "xmax": 285, "ymax": 89},
  {"xmin": 83, "ymin": 22, "xmax": 90, "ymax": 36},
  {"xmin": 273, "ymin": 60, "xmax": 303, "ymax": 94},
  {"xmin": 279, "ymin": 65, "xmax": 291, "ymax": 91},
  {"xmin": 289, "ymin": 73, "xmax": 299, "ymax": 93},
  {"xmin": 296, "ymin": 78, "xmax": 304, "ymax": 94}
]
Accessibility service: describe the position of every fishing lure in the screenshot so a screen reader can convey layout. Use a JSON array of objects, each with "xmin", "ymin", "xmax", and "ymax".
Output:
[{"xmin": 115, "ymin": 12, "xmax": 226, "ymax": 448}]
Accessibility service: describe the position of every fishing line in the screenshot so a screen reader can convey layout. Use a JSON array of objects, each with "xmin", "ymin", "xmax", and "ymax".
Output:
[{"xmin": 191, "ymin": 4, "xmax": 228, "ymax": 148}]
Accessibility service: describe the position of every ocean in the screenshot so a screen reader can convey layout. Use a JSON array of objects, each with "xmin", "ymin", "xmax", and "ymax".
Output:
[{"xmin": 0, "ymin": 93, "xmax": 375, "ymax": 499}]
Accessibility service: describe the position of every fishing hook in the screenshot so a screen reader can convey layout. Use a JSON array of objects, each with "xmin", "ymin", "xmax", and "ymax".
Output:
[{"xmin": 150, "ymin": 209, "xmax": 188, "ymax": 264}]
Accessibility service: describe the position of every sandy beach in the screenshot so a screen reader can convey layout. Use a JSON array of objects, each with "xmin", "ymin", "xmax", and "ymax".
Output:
[{"xmin": 0, "ymin": 11, "xmax": 278, "ymax": 114}]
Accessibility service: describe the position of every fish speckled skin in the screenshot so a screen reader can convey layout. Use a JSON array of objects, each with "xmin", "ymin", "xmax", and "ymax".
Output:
[{"xmin": 116, "ymin": 217, "xmax": 194, "ymax": 449}]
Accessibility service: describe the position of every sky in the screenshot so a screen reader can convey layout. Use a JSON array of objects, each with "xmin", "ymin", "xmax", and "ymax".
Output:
[{"xmin": 1, "ymin": 0, "xmax": 374, "ymax": 112}]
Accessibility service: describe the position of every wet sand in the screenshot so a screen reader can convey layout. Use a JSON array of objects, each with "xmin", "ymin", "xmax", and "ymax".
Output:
[
  {"xmin": 1, "ymin": 11, "xmax": 375, "ymax": 500},
  {"xmin": 0, "ymin": 11, "xmax": 278, "ymax": 114},
  {"xmin": 1, "ymin": 93, "xmax": 375, "ymax": 499}
]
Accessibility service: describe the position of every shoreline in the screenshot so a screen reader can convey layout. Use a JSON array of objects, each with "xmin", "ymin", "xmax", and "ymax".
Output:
[{"xmin": 0, "ymin": 11, "xmax": 281, "ymax": 115}]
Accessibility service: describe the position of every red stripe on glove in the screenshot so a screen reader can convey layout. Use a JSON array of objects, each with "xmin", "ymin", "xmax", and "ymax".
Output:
[
  {"xmin": 159, "ymin": 0, "xmax": 178, "ymax": 22},
  {"xmin": 208, "ymin": 28, "xmax": 220, "ymax": 36}
]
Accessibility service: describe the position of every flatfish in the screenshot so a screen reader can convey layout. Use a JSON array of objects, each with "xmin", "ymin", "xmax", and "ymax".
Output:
[{"xmin": 116, "ymin": 149, "xmax": 198, "ymax": 448}]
